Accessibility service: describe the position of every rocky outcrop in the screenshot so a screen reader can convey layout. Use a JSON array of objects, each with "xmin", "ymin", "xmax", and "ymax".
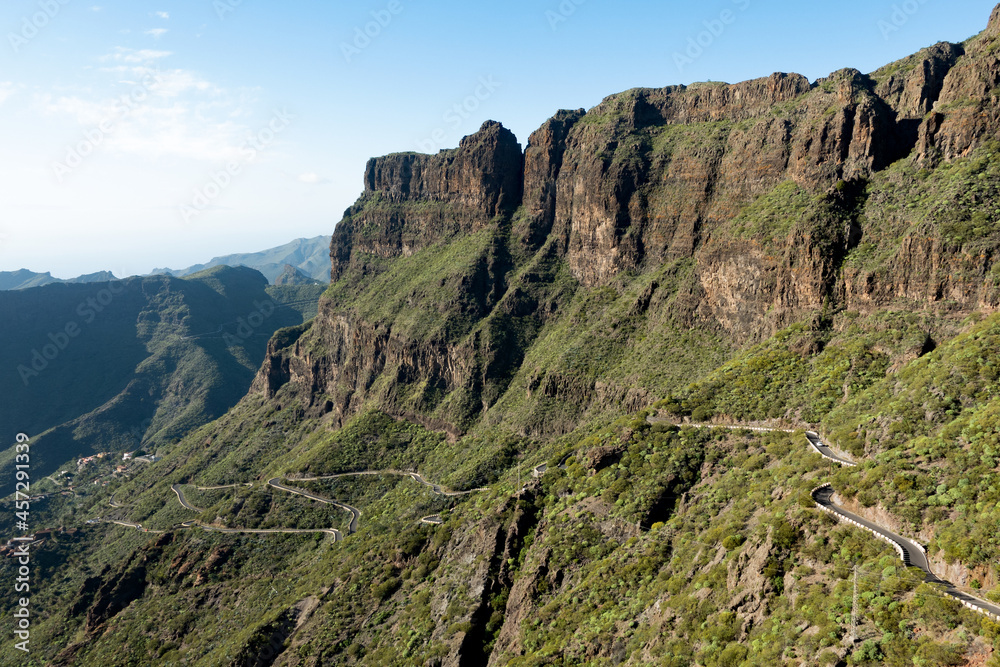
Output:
[
  {"xmin": 843, "ymin": 236, "xmax": 1000, "ymax": 313},
  {"xmin": 519, "ymin": 109, "xmax": 585, "ymax": 251},
  {"xmin": 874, "ymin": 42, "xmax": 964, "ymax": 119},
  {"xmin": 726, "ymin": 530, "xmax": 776, "ymax": 633},
  {"xmin": 331, "ymin": 121, "xmax": 523, "ymax": 282},
  {"xmin": 84, "ymin": 533, "xmax": 173, "ymax": 632},
  {"xmin": 550, "ymin": 69, "xmax": 907, "ymax": 286},
  {"xmin": 254, "ymin": 301, "xmax": 477, "ymax": 431},
  {"xmin": 916, "ymin": 10, "xmax": 1000, "ymax": 163},
  {"xmin": 363, "ymin": 120, "xmax": 523, "ymax": 216}
]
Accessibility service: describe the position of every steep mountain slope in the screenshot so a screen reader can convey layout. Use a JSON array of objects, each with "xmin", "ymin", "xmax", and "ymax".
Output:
[
  {"xmin": 9, "ymin": 5, "xmax": 1000, "ymax": 667},
  {"xmin": 152, "ymin": 235, "xmax": 332, "ymax": 284}
]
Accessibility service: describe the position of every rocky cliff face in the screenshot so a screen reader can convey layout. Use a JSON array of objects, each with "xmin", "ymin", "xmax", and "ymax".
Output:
[
  {"xmin": 258, "ymin": 5, "xmax": 1000, "ymax": 436},
  {"xmin": 330, "ymin": 121, "xmax": 523, "ymax": 283},
  {"xmin": 917, "ymin": 7, "xmax": 1000, "ymax": 163},
  {"xmin": 254, "ymin": 297, "xmax": 480, "ymax": 437}
]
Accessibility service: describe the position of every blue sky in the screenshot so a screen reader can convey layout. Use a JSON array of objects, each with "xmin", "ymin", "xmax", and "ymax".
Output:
[{"xmin": 0, "ymin": 0, "xmax": 997, "ymax": 279}]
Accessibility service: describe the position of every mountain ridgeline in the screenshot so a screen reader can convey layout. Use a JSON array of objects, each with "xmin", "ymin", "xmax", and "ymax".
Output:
[
  {"xmin": 151, "ymin": 235, "xmax": 332, "ymax": 284},
  {"xmin": 264, "ymin": 6, "xmax": 1000, "ymax": 439},
  {"xmin": 0, "ymin": 269, "xmax": 119, "ymax": 291}
]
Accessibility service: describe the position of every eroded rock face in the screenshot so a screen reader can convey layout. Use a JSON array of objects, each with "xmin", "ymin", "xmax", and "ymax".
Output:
[
  {"xmin": 363, "ymin": 120, "xmax": 524, "ymax": 217},
  {"xmin": 550, "ymin": 70, "xmax": 909, "ymax": 287},
  {"xmin": 521, "ymin": 109, "xmax": 585, "ymax": 251},
  {"xmin": 875, "ymin": 42, "xmax": 964, "ymax": 119},
  {"xmin": 253, "ymin": 299, "xmax": 478, "ymax": 435},
  {"xmin": 916, "ymin": 15, "xmax": 1000, "ymax": 163},
  {"xmin": 257, "ymin": 5, "xmax": 1000, "ymax": 434},
  {"xmin": 331, "ymin": 121, "xmax": 523, "ymax": 282}
]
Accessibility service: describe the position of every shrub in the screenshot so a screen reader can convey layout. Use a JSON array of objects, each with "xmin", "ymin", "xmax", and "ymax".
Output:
[
  {"xmin": 372, "ymin": 577, "xmax": 401, "ymax": 601},
  {"xmin": 722, "ymin": 534, "xmax": 745, "ymax": 550},
  {"xmin": 818, "ymin": 650, "xmax": 840, "ymax": 665},
  {"xmin": 718, "ymin": 643, "xmax": 748, "ymax": 666},
  {"xmin": 692, "ymin": 405, "xmax": 714, "ymax": 422}
]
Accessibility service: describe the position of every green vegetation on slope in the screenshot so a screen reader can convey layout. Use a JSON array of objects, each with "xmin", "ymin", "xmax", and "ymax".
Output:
[{"xmin": 9, "ymin": 409, "xmax": 998, "ymax": 666}]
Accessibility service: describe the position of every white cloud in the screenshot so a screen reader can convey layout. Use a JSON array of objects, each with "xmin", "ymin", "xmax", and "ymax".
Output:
[
  {"xmin": 145, "ymin": 29, "xmax": 169, "ymax": 39},
  {"xmin": 298, "ymin": 172, "xmax": 330, "ymax": 185},
  {"xmin": 38, "ymin": 58, "xmax": 265, "ymax": 164},
  {"xmin": 155, "ymin": 11, "xmax": 169, "ymax": 19},
  {"xmin": 101, "ymin": 47, "xmax": 172, "ymax": 64},
  {"xmin": 151, "ymin": 70, "xmax": 218, "ymax": 98},
  {"xmin": 38, "ymin": 94, "xmax": 108, "ymax": 127}
]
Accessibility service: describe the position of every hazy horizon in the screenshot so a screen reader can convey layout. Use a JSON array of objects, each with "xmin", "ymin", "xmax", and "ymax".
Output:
[{"xmin": 1, "ymin": 0, "xmax": 996, "ymax": 279}]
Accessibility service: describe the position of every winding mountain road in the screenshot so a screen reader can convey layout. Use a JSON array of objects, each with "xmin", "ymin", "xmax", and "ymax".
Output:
[
  {"xmin": 171, "ymin": 484, "xmax": 203, "ymax": 512},
  {"xmin": 291, "ymin": 470, "xmax": 486, "ymax": 497},
  {"xmin": 406, "ymin": 472, "xmax": 486, "ymax": 497},
  {"xmin": 805, "ymin": 432, "xmax": 1000, "ymax": 621},
  {"xmin": 279, "ymin": 470, "xmax": 488, "ymax": 526},
  {"xmin": 635, "ymin": 421, "xmax": 1000, "ymax": 622},
  {"xmin": 105, "ymin": 519, "xmax": 163, "ymax": 534},
  {"xmin": 532, "ymin": 458, "xmax": 569, "ymax": 478},
  {"xmin": 266, "ymin": 478, "xmax": 361, "ymax": 534},
  {"xmin": 100, "ymin": 418, "xmax": 1000, "ymax": 628},
  {"xmin": 107, "ymin": 470, "xmax": 474, "ymax": 540},
  {"xmin": 178, "ymin": 518, "xmax": 341, "ymax": 540}
]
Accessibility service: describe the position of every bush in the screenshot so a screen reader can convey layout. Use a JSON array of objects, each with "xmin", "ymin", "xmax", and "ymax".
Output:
[
  {"xmin": 851, "ymin": 638, "xmax": 883, "ymax": 664},
  {"xmin": 372, "ymin": 577, "xmax": 401, "ymax": 601},
  {"xmin": 772, "ymin": 519, "xmax": 801, "ymax": 550},
  {"xmin": 722, "ymin": 534, "xmax": 745, "ymax": 550},
  {"xmin": 719, "ymin": 643, "xmax": 748, "ymax": 666},
  {"xmin": 818, "ymin": 650, "xmax": 840, "ymax": 665},
  {"xmin": 692, "ymin": 405, "xmax": 714, "ymax": 422}
]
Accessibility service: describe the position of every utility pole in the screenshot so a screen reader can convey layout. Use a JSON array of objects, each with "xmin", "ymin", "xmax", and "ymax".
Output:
[{"xmin": 851, "ymin": 564, "xmax": 859, "ymax": 643}]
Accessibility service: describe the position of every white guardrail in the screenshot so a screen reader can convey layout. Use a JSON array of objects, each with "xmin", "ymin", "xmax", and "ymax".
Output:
[
  {"xmin": 805, "ymin": 431, "xmax": 858, "ymax": 467},
  {"xmin": 811, "ymin": 483, "xmax": 908, "ymax": 564},
  {"xmin": 810, "ymin": 472, "xmax": 1000, "ymax": 622}
]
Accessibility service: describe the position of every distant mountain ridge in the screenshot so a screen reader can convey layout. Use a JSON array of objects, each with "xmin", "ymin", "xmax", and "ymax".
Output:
[
  {"xmin": 0, "ymin": 265, "xmax": 322, "ymax": 488},
  {"xmin": 2, "ymin": 236, "xmax": 331, "ymax": 291},
  {"xmin": 273, "ymin": 263, "xmax": 323, "ymax": 285},
  {"xmin": 151, "ymin": 235, "xmax": 331, "ymax": 284},
  {"xmin": 0, "ymin": 269, "xmax": 118, "ymax": 291}
]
